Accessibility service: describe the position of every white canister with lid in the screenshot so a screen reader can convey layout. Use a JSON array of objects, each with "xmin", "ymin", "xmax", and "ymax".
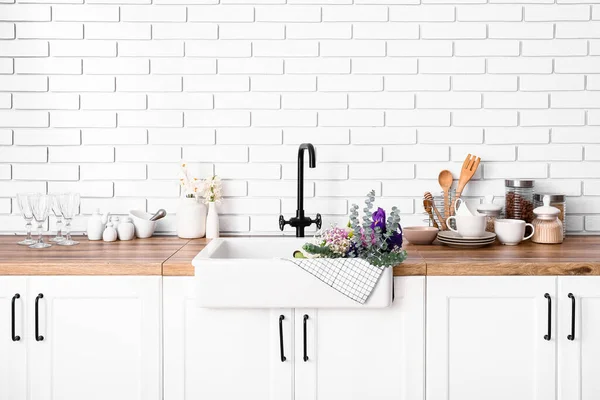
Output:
[
  {"xmin": 117, "ymin": 216, "xmax": 135, "ymax": 241},
  {"xmin": 532, "ymin": 195, "xmax": 564, "ymax": 244},
  {"xmin": 477, "ymin": 195, "xmax": 503, "ymax": 233}
]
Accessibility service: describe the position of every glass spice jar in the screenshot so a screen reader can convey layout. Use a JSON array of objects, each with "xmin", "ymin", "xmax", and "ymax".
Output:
[
  {"xmin": 532, "ymin": 195, "xmax": 564, "ymax": 244},
  {"xmin": 505, "ymin": 180, "xmax": 535, "ymax": 223},
  {"xmin": 477, "ymin": 203, "xmax": 502, "ymax": 233},
  {"xmin": 534, "ymin": 194, "xmax": 566, "ymax": 237}
]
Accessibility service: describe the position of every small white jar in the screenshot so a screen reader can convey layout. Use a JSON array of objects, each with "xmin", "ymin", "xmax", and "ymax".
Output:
[
  {"xmin": 103, "ymin": 221, "xmax": 118, "ymax": 242},
  {"xmin": 117, "ymin": 217, "xmax": 135, "ymax": 241}
]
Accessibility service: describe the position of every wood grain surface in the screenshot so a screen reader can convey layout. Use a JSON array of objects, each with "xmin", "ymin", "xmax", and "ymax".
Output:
[
  {"xmin": 1, "ymin": 235, "xmax": 600, "ymax": 276},
  {"xmin": 0, "ymin": 236, "xmax": 189, "ymax": 275}
]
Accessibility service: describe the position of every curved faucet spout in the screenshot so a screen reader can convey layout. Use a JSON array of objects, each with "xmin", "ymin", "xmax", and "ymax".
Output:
[{"xmin": 298, "ymin": 143, "xmax": 316, "ymax": 168}]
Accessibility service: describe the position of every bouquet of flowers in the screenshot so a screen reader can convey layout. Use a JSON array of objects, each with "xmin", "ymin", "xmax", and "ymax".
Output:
[
  {"xmin": 179, "ymin": 161, "xmax": 201, "ymax": 198},
  {"xmin": 201, "ymin": 175, "xmax": 222, "ymax": 204},
  {"xmin": 300, "ymin": 190, "xmax": 407, "ymax": 268}
]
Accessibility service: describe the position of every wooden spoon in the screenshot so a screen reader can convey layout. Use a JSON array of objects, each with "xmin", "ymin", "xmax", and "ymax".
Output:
[{"xmin": 438, "ymin": 170, "xmax": 453, "ymax": 221}]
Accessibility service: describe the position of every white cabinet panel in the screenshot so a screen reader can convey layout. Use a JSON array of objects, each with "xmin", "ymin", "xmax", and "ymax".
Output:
[
  {"xmin": 558, "ymin": 277, "xmax": 600, "ymax": 400},
  {"xmin": 0, "ymin": 277, "xmax": 27, "ymax": 400},
  {"xmin": 163, "ymin": 277, "xmax": 293, "ymax": 400},
  {"xmin": 27, "ymin": 276, "xmax": 161, "ymax": 400},
  {"xmin": 427, "ymin": 276, "xmax": 556, "ymax": 400},
  {"xmin": 296, "ymin": 276, "xmax": 425, "ymax": 400}
]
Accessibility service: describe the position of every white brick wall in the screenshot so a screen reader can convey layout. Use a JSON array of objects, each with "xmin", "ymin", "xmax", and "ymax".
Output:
[{"xmin": 0, "ymin": 1, "xmax": 599, "ymax": 234}]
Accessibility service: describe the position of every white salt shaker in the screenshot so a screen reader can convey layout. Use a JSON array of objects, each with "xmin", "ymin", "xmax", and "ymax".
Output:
[
  {"xmin": 117, "ymin": 217, "xmax": 135, "ymax": 241},
  {"xmin": 103, "ymin": 221, "xmax": 118, "ymax": 242}
]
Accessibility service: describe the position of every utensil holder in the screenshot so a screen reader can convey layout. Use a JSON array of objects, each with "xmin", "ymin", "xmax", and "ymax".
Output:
[{"xmin": 432, "ymin": 190, "xmax": 456, "ymax": 231}]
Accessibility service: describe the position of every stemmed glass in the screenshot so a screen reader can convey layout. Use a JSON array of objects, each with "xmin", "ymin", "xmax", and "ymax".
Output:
[
  {"xmin": 57, "ymin": 193, "xmax": 80, "ymax": 246},
  {"xmin": 28, "ymin": 194, "xmax": 52, "ymax": 249},
  {"xmin": 50, "ymin": 193, "xmax": 65, "ymax": 243},
  {"xmin": 16, "ymin": 193, "xmax": 36, "ymax": 246}
]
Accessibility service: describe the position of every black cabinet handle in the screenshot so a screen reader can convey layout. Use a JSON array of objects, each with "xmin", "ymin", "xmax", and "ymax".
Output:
[
  {"xmin": 11, "ymin": 294, "xmax": 20, "ymax": 342},
  {"xmin": 35, "ymin": 293, "xmax": 44, "ymax": 342},
  {"xmin": 544, "ymin": 293, "xmax": 551, "ymax": 341},
  {"xmin": 567, "ymin": 293, "xmax": 575, "ymax": 341},
  {"xmin": 278, "ymin": 315, "xmax": 286, "ymax": 362},
  {"xmin": 303, "ymin": 314, "xmax": 309, "ymax": 362}
]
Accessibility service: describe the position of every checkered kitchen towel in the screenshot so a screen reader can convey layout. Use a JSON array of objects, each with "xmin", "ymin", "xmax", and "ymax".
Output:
[{"xmin": 285, "ymin": 258, "xmax": 385, "ymax": 304}]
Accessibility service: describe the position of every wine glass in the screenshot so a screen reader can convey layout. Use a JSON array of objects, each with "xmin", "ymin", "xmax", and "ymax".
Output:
[
  {"xmin": 49, "ymin": 193, "xmax": 65, "ymax": 242},
  {"xmin": 16, "ymin": 193, "xmax": 36, "ymax": 245},
  {"xmin": 57, "ymin": 193, "xmax": 80, "ymax": 246},
  {"xmin": 28, "ymin": 194, "xmax": 52, "ymax": 249}
]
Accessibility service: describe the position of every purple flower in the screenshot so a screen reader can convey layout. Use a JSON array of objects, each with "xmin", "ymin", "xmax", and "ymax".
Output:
[
  {"xmin": 371, "ymin": 207, "xmax": 387, "ymax": 233},
  {"xmin": 387, "ymin": 226, "xmax": 403, "ymax": 249}
]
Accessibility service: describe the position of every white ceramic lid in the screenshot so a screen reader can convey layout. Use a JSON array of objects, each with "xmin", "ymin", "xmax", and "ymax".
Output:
[
  {"xmin": 533, "ymin": 195, "xmax": 560, "ymax": 218},
  {"xmin": 477, "ymin": 195, "xmax": 502, "ymax": 213}
]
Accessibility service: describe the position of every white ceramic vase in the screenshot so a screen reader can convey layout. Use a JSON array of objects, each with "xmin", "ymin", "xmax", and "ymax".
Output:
[
  {"xmin": 206, "ymin": 202, "xmax": 219, "ymax": 239},
  {"xmin": 176, "ymin": 197, "xmax": 207, "ymax": 239}
]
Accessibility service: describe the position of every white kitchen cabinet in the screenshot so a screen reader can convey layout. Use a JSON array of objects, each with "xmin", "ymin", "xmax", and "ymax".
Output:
[
  {"xmin": 0, "ymin": 277, "xmax": 27, "ymax": 400},
  {"xmin": 558, "ymin": 276, "xmax": 600, "ymax": 400},
  {"xmin": 295, "ymin": 276, "xmax": 425, "ymax": 400},
  {"xmin": 163, "ymin": 277, "xmax": 294, "ymax": 400},
  {"xmin": 164, "ymin": 276, "xmax": 424, "ymax": 400},
  {"xmin": 27, "ymin": 276, "xmax": 162, "ymax": 400},
  {"xmin": 427, "ymin": 276, "xmax": 556, "ymax": 400},
  {"xmin": 0, "ymin": 276, "xmax": 162, "ymax": 400}
]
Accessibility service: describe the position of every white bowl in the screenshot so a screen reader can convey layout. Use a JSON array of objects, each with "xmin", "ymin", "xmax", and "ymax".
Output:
[{"xmin": 129, "ymin": 210, "xmax": 156, "ymax": 239}]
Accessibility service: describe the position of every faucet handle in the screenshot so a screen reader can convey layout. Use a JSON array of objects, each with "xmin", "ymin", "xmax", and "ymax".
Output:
[
  {"xmin": 279, "ymin": 215, "xmax": 287, "ymax": 231},
  {"xmin": 312, "ymin": 213, "xmax": 322, "ymax": 230}
]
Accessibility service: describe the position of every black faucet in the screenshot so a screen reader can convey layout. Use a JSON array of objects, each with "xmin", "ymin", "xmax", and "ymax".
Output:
[{"xmin": 279, "ymin": 143, "xmax": 322, "ymax": 237}]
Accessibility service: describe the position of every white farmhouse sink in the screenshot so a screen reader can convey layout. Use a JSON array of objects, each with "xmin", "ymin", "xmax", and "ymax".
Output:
[{"xmin": 193, "ymin": 238, "xmax": 393, "ymax": 309}]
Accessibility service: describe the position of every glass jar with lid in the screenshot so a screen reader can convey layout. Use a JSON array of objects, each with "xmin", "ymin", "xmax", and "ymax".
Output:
[
  {"xmin": 477, "ymin": 195, "xmax": 503, "ymax": 233},
  {"xmin": 505, "ymin": 180, "xmax": 535, "ymax": 223},
  {"xmin": 532, "ymin": 195, "xmax": 564, "ymax": 244},
  {"xmin": 534, "ymin": 194, "xmax": 566, "ymax": 236}
]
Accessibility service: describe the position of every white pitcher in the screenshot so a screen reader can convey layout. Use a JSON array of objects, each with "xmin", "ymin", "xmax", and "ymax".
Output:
[{"xmin": 87, "ymin": 209, "xmax": 109, "ymax": 241}]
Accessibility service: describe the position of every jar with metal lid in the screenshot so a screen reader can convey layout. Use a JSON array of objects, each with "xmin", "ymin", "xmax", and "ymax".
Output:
[
  {"xmin": 534, "ymin": 194, "xmax": 566, "ymax": 236},
  {"xmin": 477, "ymin": 195, "xmax": 503, "ymax": 233},
  {"xmin": 532, "ymin": 195, "xmax": 564, "ymax": 244},
  {"xmin": 505, "ymin": 180, "xmax": 535, "ymax": 223}
]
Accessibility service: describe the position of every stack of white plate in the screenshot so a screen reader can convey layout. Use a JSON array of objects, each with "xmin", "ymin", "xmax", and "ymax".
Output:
[{"xmin": 437, "ymin": 231, "xmax": 496, "ymax": 248}]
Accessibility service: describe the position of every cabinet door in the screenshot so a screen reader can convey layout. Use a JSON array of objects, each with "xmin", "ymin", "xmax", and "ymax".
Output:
[
  {"xmin": 27, "ymin": 276, "xmax": 162, "ymax": 400},
  {"xmin": 295, "ymin": 276, "xmax": 425, "ymax": 400},
  {"xmin": 163, "ymin": 277, "xmax": 294, "ymax": 400},
  {"xmin": 427, "ymin": 276, "xmax": 556, "ymax": 400},
  {"xmin": 0, "ymin": 277, "xmax": 27, "ymax": 400},
  {"xmin": 558, "ymin": 277, "xmax": 600, "ymax": 400}
]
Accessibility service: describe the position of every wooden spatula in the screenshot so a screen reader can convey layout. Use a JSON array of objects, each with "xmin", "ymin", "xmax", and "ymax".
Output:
[{"xmin": 452, "ymin": 154, "xmax": 481, "ymax": 215}]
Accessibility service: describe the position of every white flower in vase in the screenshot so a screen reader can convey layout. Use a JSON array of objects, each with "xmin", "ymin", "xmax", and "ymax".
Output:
[
  {"xmin": 201, "ymin": 175, "xmax": 222, "ymax": 239},
  {"xmin": 176, "ymin": 161, "xmax": 206, "ymax": 239}
]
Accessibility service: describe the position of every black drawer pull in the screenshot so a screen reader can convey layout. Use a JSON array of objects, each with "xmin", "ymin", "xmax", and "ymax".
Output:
[
  {"xmin": 567, "ymin": 293, "xmax": 575, "ymax": 341},
  {"xmin": 11, "ymin": 294, "xmax": 20, "ymax": 342},
  {"xmin": 35, "ymin": 293, "xmax": 44, "ymax": 341},
  {"xmin": 278, "ymin": 315, "xmax": 286, "ymax": 362},
  {"xmin": 544, "ymin": 293, "xmax": 551, "ymax": 341},
  {"xmin": 303, "ymin": 314, "xmax": 309, "ymax": 362}
]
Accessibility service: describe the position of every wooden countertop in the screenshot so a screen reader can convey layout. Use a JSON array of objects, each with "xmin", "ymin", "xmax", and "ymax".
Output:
[
  {"xmin": 1, "ymin": 235, "xmax": 600, "ymax": 276},
  {"xmin": 0, "ymin": 236, "xmax": 189, "ymax": 275}
]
